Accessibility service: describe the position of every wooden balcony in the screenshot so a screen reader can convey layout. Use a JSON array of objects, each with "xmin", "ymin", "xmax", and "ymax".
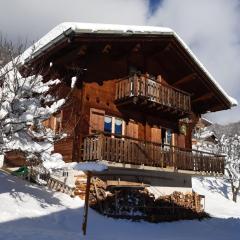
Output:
[
  {"xmin": 83, "ymin": 133, "xmax": 225, "ymax": 175},
  {"xmin": 115, "ymin": 76, "xmax": 191, "ymax": 117}
]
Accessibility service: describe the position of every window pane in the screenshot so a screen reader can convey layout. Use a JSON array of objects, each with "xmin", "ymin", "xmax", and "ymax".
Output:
[
  {"xmin": 115, "ymin": 118, "xmax": 123, "ymax": 135},
  {"xmin": 104, "ymin": 116, "xmax": 112, "ymax": 133},
  {"xmin": 166, "ymin": 129, "xmax": 172, "ymax": 144}
]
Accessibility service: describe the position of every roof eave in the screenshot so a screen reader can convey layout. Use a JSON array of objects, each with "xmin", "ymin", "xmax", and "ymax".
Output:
[{"xmin": 22, "ymin": 23, "xmax": 237, "ymax": 109}]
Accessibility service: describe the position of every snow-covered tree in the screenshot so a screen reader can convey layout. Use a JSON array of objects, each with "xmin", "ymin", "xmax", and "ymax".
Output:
[
  {"xmin": 218, "ymin": 135, "xmax": 240, "ymax": 202},
  {"xmin": 0, "ymin": 40, "xmax": 72, "ymax": 168}
]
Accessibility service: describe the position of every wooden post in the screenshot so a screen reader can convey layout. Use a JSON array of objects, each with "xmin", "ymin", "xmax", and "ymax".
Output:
[{"xmin": 82, "ymin": 171, "xmax": 92, "ymax": 236}]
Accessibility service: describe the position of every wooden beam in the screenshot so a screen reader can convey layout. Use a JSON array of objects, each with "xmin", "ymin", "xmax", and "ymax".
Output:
[
  {"xmin": 52, "ymin": 44, "xmax": 88, "ymax": 66},
  {"xmin": 173, "ymin": 73, "xmax": 197, "ymax": 87},
  {"xmin": 82, "ymin": 171, "xmax": 92, "ymax": 236},
  {"xmin": 132, "ymin": 43, "xmax": 141, "ymax": 52},
  {"xmin": 149, "ymin": 42, "xmax": 173, "ymax": 59},
  {"xmin": 163, "ymin": 42, "xmax": 173, "ymax": 52},
  {"xmin": 102, "ymin": 44, "xmax": 111, "ymax": 54},
  {"xmin": 192, "ymin": 92, "xmax": 214, "ymax": 103},
  {"xmin": 78, "ymin": 45, "xmax": 88, "ymax": 56}
]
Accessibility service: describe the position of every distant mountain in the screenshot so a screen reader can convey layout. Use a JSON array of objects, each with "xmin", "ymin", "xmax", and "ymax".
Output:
[{"xmin": 209, "ymin": 121, "xmax": 240, "ymax": 138}]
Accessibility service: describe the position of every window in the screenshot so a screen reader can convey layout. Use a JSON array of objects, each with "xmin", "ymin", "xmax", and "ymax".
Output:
[
  {"xmin": 104, "ymin": 116, "xmax": 112, "ymax": 133},
  {"xmin": 115, "ymin": 118, "xmax": 123, "ymax": 135},
  {"xmin": 104, "ymin": 116, "xmax": 125, "ymax": 135},
  {"xmin": 161, "ymin": 128, "xmax": 172, "ymax": 145},
  {"xmin": 165, "ymin": 129, "xmax": 172, "ymax": 144}
]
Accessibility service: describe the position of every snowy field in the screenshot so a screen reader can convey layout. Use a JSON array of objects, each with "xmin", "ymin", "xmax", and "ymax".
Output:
[{"xmin": 0, "ymin": 171, "xmax": 240, "ymax": 240}]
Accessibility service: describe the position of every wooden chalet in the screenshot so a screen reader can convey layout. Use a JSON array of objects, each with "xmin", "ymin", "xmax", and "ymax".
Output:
[
  {"xmin": 192, "ymin": 118, "xmax": 218, "ymax": 154},
  {"xmin": 18, "ymin": 23, "xmax": 237, "ymax": 190}
]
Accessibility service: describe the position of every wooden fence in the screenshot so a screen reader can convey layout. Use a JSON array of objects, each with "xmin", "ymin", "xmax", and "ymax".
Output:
[
  {"xmin": 115, "ymin": 76, "xmax": 191, "ymax": 113},
  {"xmin": 83, "ymin": 133, "xmax": 225, "ymax": 174}
]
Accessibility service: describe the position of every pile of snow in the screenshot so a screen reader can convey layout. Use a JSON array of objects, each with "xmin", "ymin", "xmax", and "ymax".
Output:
[
  {"xmin": 0, "ymin": 171, "xmax": 240, "ymax": 240},
  {"xmin": 70, "ymin": 161, "xmax": 108, "ymax": 172},
  {"xmin": 42, "ymin": 153, "xmax": 65, "ymax": 170}
]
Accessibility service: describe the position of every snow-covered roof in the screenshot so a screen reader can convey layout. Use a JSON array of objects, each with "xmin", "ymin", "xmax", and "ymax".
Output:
[
  {"xmin": 201, "ymin": 118, "xmax": 213, "ymax": 126},
  {"xmin": 199, "ymin": 130, "xmax": 217, "ymax": 140},
  {"xmin": 22, "ymin": 22, "xmax": 237, "ymax": 108}
]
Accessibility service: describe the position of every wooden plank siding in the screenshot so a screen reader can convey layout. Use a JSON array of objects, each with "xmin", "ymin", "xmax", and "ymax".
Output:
[
  {"xmin": 4, "ymin": 151, "xmax": 27, "ymax": 167},
  {"xmin": 50, "ymin": 76, "xmax": 195, "ymax": 162},
  {"xmin": 54, "ymin": 137, "xmax": 74, "ymax": 162}
]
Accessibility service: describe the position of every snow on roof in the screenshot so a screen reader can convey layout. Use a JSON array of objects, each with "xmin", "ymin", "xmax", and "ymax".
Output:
[
  {"xmin": 199, "ymin": 130, "xmax": 216, "ymax": 140},
  {"xmin": 22, "ymin": 22, "xmax": 237, "ymax": 107},
  {"xmin": 201, "ymin": 117, "xmax": 213, "ymax": 126}
]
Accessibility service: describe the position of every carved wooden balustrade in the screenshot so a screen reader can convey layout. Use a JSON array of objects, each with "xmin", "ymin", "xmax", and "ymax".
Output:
[
  {"xmin": 83, "ymin": 133, "xmax": 225, "ymax": 175},
  {"xmin": 115, "ymin": 76, "xmax": 191, "ymax": 116}
]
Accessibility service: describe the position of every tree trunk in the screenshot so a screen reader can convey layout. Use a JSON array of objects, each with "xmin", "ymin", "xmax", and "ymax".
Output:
[
  {"xmin": 231, "ymin": 182, "xmax": 240, "ymax": 203},
  {"xmin": 232, "ymin": 191, "xmax": 237, "ymax": 202}
]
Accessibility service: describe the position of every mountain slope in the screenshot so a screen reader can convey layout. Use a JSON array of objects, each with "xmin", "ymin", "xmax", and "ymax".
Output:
[{"xmin": 210, "ymin": 121, "xmax": 240, "ymax": 137}]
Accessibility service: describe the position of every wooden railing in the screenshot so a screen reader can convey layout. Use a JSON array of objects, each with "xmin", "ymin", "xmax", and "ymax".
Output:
[
  {"xmin": 115, "ymin": 76, "xmax": 191, "ymax": 113},
  {"xmin": 83, "ymin": 133, "xmax": 225, "ymax": 175}
]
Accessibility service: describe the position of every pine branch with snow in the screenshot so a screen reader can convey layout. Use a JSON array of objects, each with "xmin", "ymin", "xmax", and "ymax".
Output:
[{"xmin": 0, "ymin": 42, "xmax": 68, "ymax": 169}]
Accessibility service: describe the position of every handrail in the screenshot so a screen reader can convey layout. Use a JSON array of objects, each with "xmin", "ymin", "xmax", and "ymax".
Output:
[
  {"xmin": 116, "ymin": 75, "xmax": 191, "ymax": 96},
  {"xmin": 115, "ymin": 76, "xmax": 191, "ymax": 113},
  {"xmin": 85, "ymin": 131, "xmax": 224, "ymax": 157},
  {"xmin": 83, "ymin": 133, "xmax": 225, "ymax": 174},
  {"xmin": 146, "ymin": 76, "xmax": 192, "ymax": 97}
]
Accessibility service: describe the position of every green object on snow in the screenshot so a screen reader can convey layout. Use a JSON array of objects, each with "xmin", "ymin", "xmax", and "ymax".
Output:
[{"xmin": 12, "ymin": 166, "xmax": 29, "ymax": 176}]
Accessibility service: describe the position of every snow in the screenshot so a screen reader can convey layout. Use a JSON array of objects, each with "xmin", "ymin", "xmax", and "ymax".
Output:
[
  {"xmin": 193, "ymin": 177, "xmax": 240, "ymax": 218},
  {"xmin": 201, "ymin": 117, "xmax": 213, "ymax": 126},
  {"xmin": 0, "ymin": 170, "xmax": 240, "ymax": 240},
  {"xmin": 0, "ymin": 64, "xmax": 66, "ymax": 168},
  {"xmin": 71, "ymin": 76, "xmax": 77, "ymax": 88},
  {"xmin": 71, "ymin": 161, "xmax": 108, "ymax": 172},
  {"xmin": 0, "ymin": 155, "xmax": 4, "ymax": 167},
  {"xmin": 198, "ymin": 129, "xmax": 216, "ymax": 140},
  {"xmin": 42, "ymin": 153, "xmax": 65, "ymax": 170},
  {"xmin": 21, "ymin": 22, "xmax": 172, "ymax": 63},
  {"xmin": 19, "ymin": 22, "xmax": 237, "ymax": 107}
]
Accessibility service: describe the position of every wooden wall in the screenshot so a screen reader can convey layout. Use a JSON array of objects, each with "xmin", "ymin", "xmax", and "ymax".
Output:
[
  {"xmin": 42, "ymin": 48, "xmax": 199, "ymax": 162},
  {"xmin": 5, "ymin": 151, "xmax": 26, "ymax": 167}
]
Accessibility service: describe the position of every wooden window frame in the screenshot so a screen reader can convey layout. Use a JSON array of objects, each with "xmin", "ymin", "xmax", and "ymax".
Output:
[{"xmin": 104, "ymin": 115, "xmax": 125, "ymax": 136}]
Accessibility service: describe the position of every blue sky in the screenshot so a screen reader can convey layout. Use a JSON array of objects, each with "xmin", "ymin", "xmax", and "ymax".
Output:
[
  {"xmin": 0, "ymin": 0, "xmax": 239, "ymax": 124},
  {"xmin": 149, "ymin": 0, "xmax": 161, "ymax": 14}
]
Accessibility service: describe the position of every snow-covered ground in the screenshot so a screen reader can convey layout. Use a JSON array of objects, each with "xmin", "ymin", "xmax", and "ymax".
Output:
[{"xmin": 0, "ymin": 171, "xmax": 239, "ymax": 240}]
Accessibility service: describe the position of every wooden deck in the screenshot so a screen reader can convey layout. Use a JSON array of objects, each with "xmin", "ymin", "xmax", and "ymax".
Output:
[
  {"xmin": 83, "ymin": 133, "xmax": 225, "ymax": 175},
  {"xmin": 115, "ymin": 76, "xmax": 191, "ymax": 116}
]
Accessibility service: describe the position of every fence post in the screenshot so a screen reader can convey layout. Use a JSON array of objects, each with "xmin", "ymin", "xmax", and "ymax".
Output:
[{"xmin": 82, "ymin": 171, "xmax": 92, "ymax": 236}]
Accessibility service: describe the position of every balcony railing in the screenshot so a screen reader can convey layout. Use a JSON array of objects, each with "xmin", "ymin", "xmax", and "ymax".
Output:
[
  {"xmin": 83, "ymin": 133, "xmax": 225, "ymax": 175},
  {"xmin": 115, "ymin": 76, "xmax": 191, "ymax": 114}
]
